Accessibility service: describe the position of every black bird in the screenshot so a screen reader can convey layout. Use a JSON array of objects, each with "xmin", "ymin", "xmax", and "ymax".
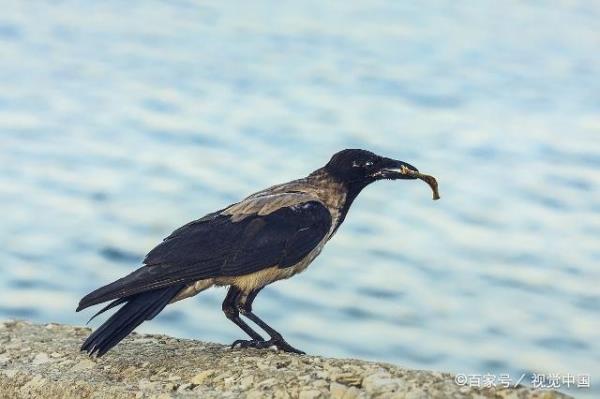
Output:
[{"xmin": 77, "ymin": 149, "xmax": 439, "ymax": 356}]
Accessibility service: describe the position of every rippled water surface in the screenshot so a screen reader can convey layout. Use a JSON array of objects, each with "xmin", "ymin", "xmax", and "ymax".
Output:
[{"xmin": 1, "ymin": 1, "xmax": 599, "ymax": 396}]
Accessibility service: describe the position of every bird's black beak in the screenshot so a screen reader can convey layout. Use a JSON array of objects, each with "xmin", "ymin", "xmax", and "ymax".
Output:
[{"xmin": 374, "ymin": 158, "xmax": 419, "ymax": 180}]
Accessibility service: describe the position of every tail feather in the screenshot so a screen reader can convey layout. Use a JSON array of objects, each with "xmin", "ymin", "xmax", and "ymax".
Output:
[
  {"xmin": 87, "ymin": 297, "xmax": 128, "ymax": 324},
  {"xmin": 81, "ymin": 285, "xmax": 184, "ymax": 357},
  {"xmin": 76, "ymin": 266, "xmax": 160, "ymax": 312}
]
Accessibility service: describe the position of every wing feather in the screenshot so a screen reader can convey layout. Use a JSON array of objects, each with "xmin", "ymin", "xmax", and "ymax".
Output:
[{"xmin": 77, "ymin": 199, "xmax": 331, "ymax": 310}]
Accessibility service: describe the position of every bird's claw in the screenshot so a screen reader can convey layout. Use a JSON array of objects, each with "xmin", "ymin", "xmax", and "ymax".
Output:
[
  {"xmin": 231, "ymin": 338, "xmax": 305, "ymax": 354},
  {"xmin": 275, "ymin": 340, "xmax": 305, "ymax": 354}
]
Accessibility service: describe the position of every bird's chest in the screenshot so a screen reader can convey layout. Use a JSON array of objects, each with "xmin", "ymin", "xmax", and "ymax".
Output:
[
  {"xmin": 285, "ymin": 238, "xmax": 327, "ymax": 276},
  {"xmin": 283, "ymin": 202, "xmax": 344, "ymax": 278}
]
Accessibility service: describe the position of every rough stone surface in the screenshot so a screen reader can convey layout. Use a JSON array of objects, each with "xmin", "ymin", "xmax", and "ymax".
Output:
[{"xmin": 0, "ymin": 321, "xmax": 571, "ymax": 398}]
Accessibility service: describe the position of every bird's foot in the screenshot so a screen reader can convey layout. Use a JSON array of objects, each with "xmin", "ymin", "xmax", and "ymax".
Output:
[{"xmin": 231, "ymin": 338, "xmax": 305, "ymax": 354}]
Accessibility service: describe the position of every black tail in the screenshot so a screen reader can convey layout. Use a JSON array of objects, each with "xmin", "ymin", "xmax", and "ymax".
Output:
[{"xmin": 80, "ymin": 284, "xmax": 184, "ymax": 357}]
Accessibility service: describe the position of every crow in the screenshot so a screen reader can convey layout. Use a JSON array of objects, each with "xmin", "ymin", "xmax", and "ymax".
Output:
[{"xmin": 77, "ymin": 149, "xmax": 439, "ymax": 356}]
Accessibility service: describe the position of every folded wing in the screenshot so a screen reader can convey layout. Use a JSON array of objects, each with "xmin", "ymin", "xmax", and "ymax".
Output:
[{"xmin": 77, "ymin": 200, "xmax": 332, "ymax": 311}]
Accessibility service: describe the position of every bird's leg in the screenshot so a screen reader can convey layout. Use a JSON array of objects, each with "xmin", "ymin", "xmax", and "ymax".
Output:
[
  {"xmin": 222, "ymin": 286, "xmax": 265, "ymax": 342},
  {"xmin": 233, "ymin": 288, "xmax": 305, "ymax": 354}
]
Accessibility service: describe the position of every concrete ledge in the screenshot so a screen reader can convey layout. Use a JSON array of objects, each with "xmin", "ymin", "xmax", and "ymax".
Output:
[{"xmin": 0, "ymin": 320, "xmax": 570, "ymax": 398}]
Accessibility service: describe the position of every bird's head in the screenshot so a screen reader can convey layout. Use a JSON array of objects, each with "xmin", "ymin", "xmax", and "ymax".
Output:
[
  {"xmin": 325, "ymin": 149, "xmax": 419, "ymax": 183},
  {"xmin": 324, "ymin": 149, "xmax": 440, "ymax": 200}
]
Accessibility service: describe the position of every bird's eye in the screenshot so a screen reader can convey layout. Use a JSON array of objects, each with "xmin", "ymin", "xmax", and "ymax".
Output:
[{"xmin": 352, "ymin": 160, "xmax": 374, "ymax": 168}]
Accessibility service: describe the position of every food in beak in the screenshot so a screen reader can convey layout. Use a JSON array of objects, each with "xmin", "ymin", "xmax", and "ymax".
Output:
[{"xmin": 400, "ymin": 165, "xmax": 440, "ymax": 200}]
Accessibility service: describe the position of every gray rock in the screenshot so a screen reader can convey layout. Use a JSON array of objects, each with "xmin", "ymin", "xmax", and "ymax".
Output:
[
  {"xmin": 299, "ymin": 389, "xmax": 322, "ymax": 399},
  {"xmin": 330, "ymin": 382, "xmax": 348, "ymax": 399},
  {"xmin": 0, "ymin": 320, "xmax": 571, "ymax": 399},
  {"xmin": 31, "ymin": 353, "xmax": 51, "ymax": 365},
  {"xmin": 70, "ymin": 358, "xmax": 96, "ymax": 371}
]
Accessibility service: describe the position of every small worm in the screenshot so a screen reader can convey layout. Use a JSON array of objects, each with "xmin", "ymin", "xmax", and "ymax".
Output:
[{"xmin": 400, "ymin": 165, "xmax": 440, "ymax": 200}]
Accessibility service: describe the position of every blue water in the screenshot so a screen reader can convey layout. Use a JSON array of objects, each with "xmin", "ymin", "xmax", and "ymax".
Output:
[{"xmin": 1, "ymin": 1, "xmax": 599, "ymax": 397}]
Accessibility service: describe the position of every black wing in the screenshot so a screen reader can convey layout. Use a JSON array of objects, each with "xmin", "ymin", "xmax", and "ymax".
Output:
[{"xmin": 77, "ymin": 201, "xmax": 331, "ymax": 310}]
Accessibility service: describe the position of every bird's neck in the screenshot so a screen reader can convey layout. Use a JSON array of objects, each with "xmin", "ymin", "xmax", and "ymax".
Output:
[
  {"xmin": 307, "ymin": 168, "xmax": 370, "ymax": 235},
  {"xmin": 332, "ymin": 179, "xmax": 369, "ymax": 233}
]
